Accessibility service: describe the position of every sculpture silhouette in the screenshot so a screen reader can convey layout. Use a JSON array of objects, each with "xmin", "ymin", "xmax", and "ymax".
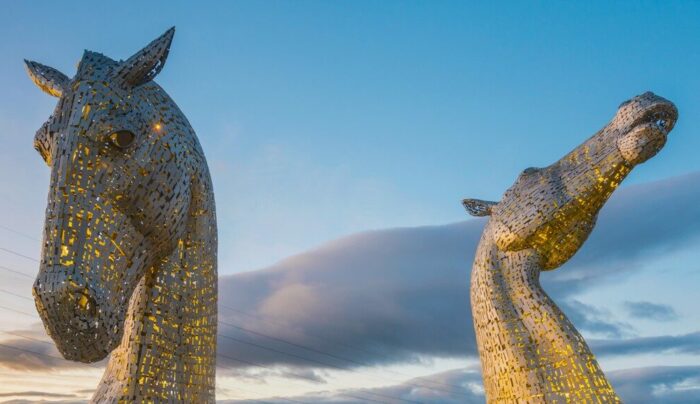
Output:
[
  {"xmin": 26, "ymin": 28, "xmax": 218, "ymax": 402},
  {"xmin": 464, "ymin": 92, "xmax": 677, "ymax": 402}
]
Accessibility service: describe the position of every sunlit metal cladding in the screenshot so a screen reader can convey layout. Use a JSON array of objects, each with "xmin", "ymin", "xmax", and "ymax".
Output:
[
  {"xmin": 463, "ymin": 92, "xmax": 677, "ymax": 403},
  {"xmin": 26, "ymin": 27, "xmax": 218, "ymax": 402}
]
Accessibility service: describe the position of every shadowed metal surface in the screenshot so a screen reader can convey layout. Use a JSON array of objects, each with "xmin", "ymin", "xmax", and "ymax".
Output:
[
  {"xmin": 464, "ymin": 92, "xmax": 677, "ymax": 403},
  {"xmin": 25, "ymin": 27, "xmax": 218, "ymax": 402}
]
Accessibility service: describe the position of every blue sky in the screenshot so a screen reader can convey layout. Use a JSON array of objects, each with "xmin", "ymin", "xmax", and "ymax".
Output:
[
  {"xmin": 4, "ymin": 1, "xmax": 700, "ymax": 272},
  {"xmin": 0, "ymin": 1, "xmax": 699, "ymax": 402}
]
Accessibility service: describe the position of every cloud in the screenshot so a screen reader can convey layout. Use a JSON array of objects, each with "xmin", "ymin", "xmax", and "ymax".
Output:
[
  {"xmin": 219, "ymin": 365, "xmax": 700, "ymax": 404},
  {"xmin": 5, "ymin": 172, "xmax": 690, "ymax": 372},
  {"xmin": 0, "ymin": 390, "xmax": 84, "ymax": 404},
  {"xmin": 558, "ymin": 299, "xmax": 633, "ymax": 338},
  {"xmin": 214, "ymin": 172, "xmax": 700, "ymax": 370},
  {"xmin": 544, "ymin": 171, "xmax": 700, "ymax": 295},
  {"xmin": 608, "ymin": 366, "xmax": 700, "ymax": 403},
  {"xmin": 2, "ymin": 173, "xmax": 700, "ymax": 401},
  {"xmin": 0, "ymin": 323, "xmax": 106, "ymax": 371},
  {"xmin": 591, "ymin": 331, "xmax": 700, "ymax": 357},
  {"xmin": 219, "ymin": 367, "xmax": 486, "ymax": 404},
  {"xmin": 0, "ymin": 334, "xmax": 67, "ymax": 371},
  {"xmin": 0, "ymin": 392, "xmax": 78, "ymax": 398},
  {"xmin": 0, "ymin": 401, "xmax": 84, "ymax": 404},
  {"xmin": 216, "ymin": 219, "xmax": 478, "ymax": 369},
  {"xmin": 624, "ymin": 301, "xmax": 679, "ymax": 321}
]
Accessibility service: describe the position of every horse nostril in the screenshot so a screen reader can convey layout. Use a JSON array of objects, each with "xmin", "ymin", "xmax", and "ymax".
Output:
[
  {"xmin": 73, "ymin": 291, "xmax": 97, "ymax": 317},
  {"xmin": 36, "ymin": 272, "xmax": 98, "ymax": 318}
]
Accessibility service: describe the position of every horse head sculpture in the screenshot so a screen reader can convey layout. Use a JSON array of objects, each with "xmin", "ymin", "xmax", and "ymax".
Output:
[
  {"xmin": 26, "ymin": 28, "xmax": 218, "ymax": 402},
  {"xmin": 464, "ymin": 92, "xmax": 677, "ymax": 402}
]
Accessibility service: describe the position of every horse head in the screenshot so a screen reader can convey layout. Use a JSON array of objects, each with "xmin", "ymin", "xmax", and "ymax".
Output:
[
  {"xmin": 26, "ymin": 28, "xmax": 204, "ymax": 363},
  {"xmin": 464, "ymin": 92, "xmax": 677, "ymax": 270}
]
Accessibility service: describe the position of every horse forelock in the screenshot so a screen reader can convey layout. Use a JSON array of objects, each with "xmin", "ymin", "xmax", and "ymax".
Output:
[{"xmin": 75, "ymin": 51, "xmax": 118, "ymax": 80}]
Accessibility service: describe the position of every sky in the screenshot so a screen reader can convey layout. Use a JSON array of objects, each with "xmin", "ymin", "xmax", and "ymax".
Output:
[{"xmin": 0, "ymin": 1, "xmax": 699, "ymax": 402}]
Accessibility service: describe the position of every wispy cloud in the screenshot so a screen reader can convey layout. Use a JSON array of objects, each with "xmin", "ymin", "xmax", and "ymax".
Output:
[
  {"xmin": 624, "ymin": 301, "xmax": 679, "ymax": 321},
  {"xmin": 219, "ymin": 367, "xmax": 486, "ymax": 404},
  {"xmin": 591, "ymin": 331, "xmax": 700, "ymax": 357},
  {"xmin": 559, "ymin": 299, "xmax": 633, "ymax": 338},
  {"xmin": 0, "ymin": 400, "xmax": 84, "ymax": 404},
  {"xmin": 0, "ymin": 391, "xmax": 78, "ymax": 398},
  {"xmin": 218, "ymin": 365, "xmax": 700, "ymax": 404},
  {"xmin": 0, "ymin": 323, "xmax": 105, "ymax": 371}
]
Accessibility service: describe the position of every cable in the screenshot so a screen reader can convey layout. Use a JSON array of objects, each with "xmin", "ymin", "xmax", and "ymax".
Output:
[
  {"xmin": 0, "ymin": 304, "xmax": 36, "ymax": 318},
  {"xmin": 0, "ymin": 247, "xmax": 39, "ymax": 263},
  {"xmin": 0, "ymin": 241, "xmax": 465, "ymax": 390},
  {"xmin": 216, "ymin": 334, "xmax": 422, "ymax": 404},
  {"xmin": 0, "ymin": 299, "xmax": 397, "ymax": 403},
  {"xmin": 0, "ymin": 288, "xmax": 461, "ymax": 401},
  {"xmin": 219, "ymin": 319, "xmax": 469, "ymax": 397},
  {"xmin": 225, "ymin": 385, "xmax": 308, "ymax": 404},
  {"xmin": 0, "ymin": 238, "xmax": 466, "ymax": 399},
  {"xmin": 216, "ymin": 352, "xmax": 389, "ymax": 404},
  {"xmin": 0, "ymin": 342, "xmax": 73, "ymax": 366},
  {"xmin": 0, "ymin": 245, "xmax": 465, "ymax": 396},
  {"xmin": 221, "ymin": 302, "xmax": 387, "ymax": 361},
  {"xmin": 0, "ymin": 329, "xmax": 324, "ymax": 403},
  {"xmin": 0, "ymin": 288, "xmax": 34, "ymax": 301},
  {"xmin": 1, "ymin": 330, "xmax": 54, "ymax": 347},
  {"xmin": 0, "ymin": 306, "xmax": 389, "ymax": 403},
  {"xmin": 0, "ymin": 224, "xmax": 40, "ymax": 242},
  {"xmin": 0, "ymin": 251, "xmax": 466, "ymax": 398},
  {"xmin": 219, "ymin": 304, "xmax": 469, "ymax": 394},
  {"xmin": 0, "ymin": 264, "xmax": 34, "ymax": 279}
]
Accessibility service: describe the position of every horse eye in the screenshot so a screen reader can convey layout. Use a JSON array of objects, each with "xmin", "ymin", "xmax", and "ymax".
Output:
[{"xmin": 109, "ymin": 130, "xmax": 136, "ymax": 149}]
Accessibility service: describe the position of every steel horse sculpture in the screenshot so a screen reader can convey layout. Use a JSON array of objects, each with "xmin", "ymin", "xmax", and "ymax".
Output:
[
  {"xmin": 464, "ymin": 92, "xmax": 677, "ymax": 403},
  {"xmin": 26, "ymin": 28, "xmax": 217, "ymax": 402}
]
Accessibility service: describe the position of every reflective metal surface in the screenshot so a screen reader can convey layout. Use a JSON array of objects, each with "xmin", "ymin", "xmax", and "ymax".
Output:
[
  {"xmin": 26, "ymin": 27, "xmax": 217, "ymax": 403},
  {"xmin": 464, "ymin": 92, "xmax": 677, "ymax": 403}
]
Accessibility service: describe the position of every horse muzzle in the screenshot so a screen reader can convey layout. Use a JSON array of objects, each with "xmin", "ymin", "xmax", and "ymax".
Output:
[{"xmin": 33, "ymin": 268, "xmax": 118, "ymax": 362}]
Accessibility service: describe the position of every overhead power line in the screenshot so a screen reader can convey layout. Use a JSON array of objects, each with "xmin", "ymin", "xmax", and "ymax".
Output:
[
  {"xmin": 0, "ymin": 247, "xmax": 39, "ymax": 263},
  {"xmin": 219, "ymin": 303, "xmax": 470, "ymax": 394},
  {"xmin": 0, "ymin": 232, "xmax": 470, "ymax": 400},
  {"xmin": 0, "ymin": 299, "xmax": 413, "ymax": 404},
  {"xmin": 0, "ymin": 265, "xmax": 34, "ymax": 279},
  {"xmin": 0, "ymin": 224, "xmax": 40, "ymax": 242},
  {"xmin": 0, "ymin": 255, "xmax": 469, "ymax": 398}
]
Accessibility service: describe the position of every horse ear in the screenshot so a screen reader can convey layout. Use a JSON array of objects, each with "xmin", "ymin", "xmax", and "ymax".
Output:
[
  {"xmin": 24, "ymin": 60, "xmax": 70, "ymax": 98},
  {"xmin": 115, "ymin": 27, "xmax": 175, "ymax": 87},
  {"xmin": 463, "ymin": 198, "xmax": 497, "ymax": 217}
]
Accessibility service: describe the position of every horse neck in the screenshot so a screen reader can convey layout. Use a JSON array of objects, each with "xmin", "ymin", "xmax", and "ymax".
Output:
[
  {"xmin": 470, "ymin": 228, "xmax": 619, "ymax": 403},
  {"xmin": 94, "ymin": 169, "xmax": 218, "ymax": 403}
]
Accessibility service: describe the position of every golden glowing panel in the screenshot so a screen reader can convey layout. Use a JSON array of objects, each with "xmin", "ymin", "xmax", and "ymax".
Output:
[
  {"xmin": 25, "ymin": 27, "xmax": 218, "ymax": 403},
  {"xmin": 464, "ymin": 92, "xmax": 677, "ymax": 403}
]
